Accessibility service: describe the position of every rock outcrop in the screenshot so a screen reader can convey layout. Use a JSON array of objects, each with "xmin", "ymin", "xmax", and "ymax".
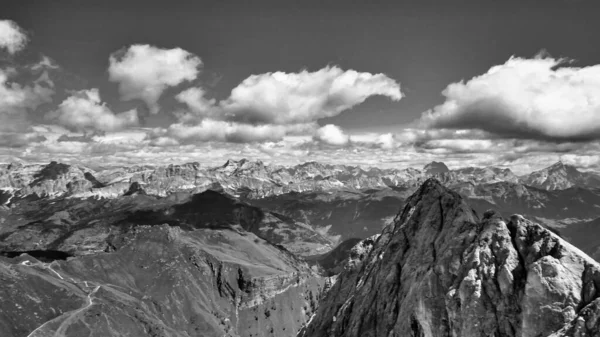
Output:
[{"xmin": 302, "ymin": 179, "xmax": 600, "ymax": 337}]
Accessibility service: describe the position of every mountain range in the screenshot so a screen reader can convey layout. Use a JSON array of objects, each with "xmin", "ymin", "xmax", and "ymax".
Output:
[
  {"xmin": 2, "ymin": 159, "xmax": 600, "ymax": 336},
  {"xmin": 5, "ymin": 158, "xmax": 600, "ymax": 254}
]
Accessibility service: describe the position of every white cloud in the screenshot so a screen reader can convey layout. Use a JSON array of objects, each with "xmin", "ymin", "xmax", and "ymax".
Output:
[
  {"xmin": 421, "ymin": 55, "xmax": 600, "ymax": 141},
  {"xmin": 178, "ymin": 66, "xmax": 402, "ymax": 125},
  {"xmin": 0, "ymin": 20, "xmax": 27, "ymax": 54},
  {"xmin": 175, "ymin": 88, "xmax": 216, "ymax": 117},
  {"xmin": 108, "ymin": 44, "xmax": 202, "ymax": 114},
  {"xmin": 314, "ymin": 124, "xmax": 350, "ymax": 146},
  {"xmin": 350, "ymin": 132, "xmax": 397, "ymax": 149},
  {"xmin": 162, "ymin": 120, "xmax": 315, "ymax": 144},
  {"xmin": 48, "ymin": 89, "xmax": 139, "ymax": 132},
  {"xmin": 0, "ymin": 68, "xmax": 54, "ymax": 132}
]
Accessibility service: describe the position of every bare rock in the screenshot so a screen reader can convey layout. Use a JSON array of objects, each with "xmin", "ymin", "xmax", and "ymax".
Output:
[{"xmin": 302, "ymin": 179, "xmax": 600, "ymax": 337}]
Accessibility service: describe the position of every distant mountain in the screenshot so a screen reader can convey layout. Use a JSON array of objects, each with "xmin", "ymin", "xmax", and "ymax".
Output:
[
  {"xmin": 3, "ymin": 160, "xmax": 600, "ymax": 256},
  {"xmin": 520, "ymin": 161, "xmax": 600, "ymax": 190},
  {"xmin": 247, "ymin": 188, "xmax": 409, "ymax": 241},
  {"xmin": 302, "ymin": 179, "xmax": 600, "ymax": 336},
  {"xmin": 423, "ymin": 161, "xmax": 449, "ymax": 175},
  {"xmin": 0, "ymin": 189, "xmax": 333, "ymax": 257}
]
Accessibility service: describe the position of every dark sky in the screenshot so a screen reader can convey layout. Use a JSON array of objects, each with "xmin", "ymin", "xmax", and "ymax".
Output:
[{"xmin": 5, "ymin": 0, "xmax": 600, "ymax": 132}]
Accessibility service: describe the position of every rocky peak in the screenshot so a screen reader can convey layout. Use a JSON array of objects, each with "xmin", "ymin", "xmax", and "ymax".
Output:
[
  {"xmin": 303, "ymin": 179, "xmax": 600, "ymax": 337},
  {"xmin": 423, "ymin": 161, "xmax": 450, "ymax": 175},
  {"xmin": 521, "ymin": 161, "xmax": 600, "ymax": 190}
]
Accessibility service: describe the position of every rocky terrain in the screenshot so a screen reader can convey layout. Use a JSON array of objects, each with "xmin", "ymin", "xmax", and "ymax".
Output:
[
  {"xmin": 2, "ymin": 159, "xmax": 600, "ymax": 336},
  {"xmin": 302, "ymin": 179, "xmax": 600, "ymax": 336},
  {"xmin": 1, "ymin": 225, "xmax": 324, "ymax": 337}
]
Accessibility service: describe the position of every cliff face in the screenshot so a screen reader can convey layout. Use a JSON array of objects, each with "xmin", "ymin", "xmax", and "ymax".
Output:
[
  {"xmin": 302, "ymin": 179, "xmax": 600, "ymax": 337},
  {"xmin": 1, "ymin": 225, "xmax": 323, "ymax": 337}
]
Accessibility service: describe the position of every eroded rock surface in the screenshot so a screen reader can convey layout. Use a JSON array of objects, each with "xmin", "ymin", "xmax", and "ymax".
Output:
[{"xmin": 302, "ymin": 179, "xmax": 600, "ymax": 337}]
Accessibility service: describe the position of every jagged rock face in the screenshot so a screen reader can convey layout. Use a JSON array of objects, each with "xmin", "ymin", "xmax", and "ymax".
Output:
[
  {"xmin": 0, "ymin": 161, "xmax": 98, "ymax": 197},
  {"xmin": 521, "ymin": 161, "xmax": 600, "ymax": 190},
  {"xmin": 303, "ymin": 179, "xmax": 600, "ymax": 337},
  {"xmin": 0, "ymin": 225, "xmax": 324, "ymax": 337}
]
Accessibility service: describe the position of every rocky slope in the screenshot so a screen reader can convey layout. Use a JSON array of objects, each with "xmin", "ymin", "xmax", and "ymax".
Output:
[
  {"xmin": 302, "ymin": 179, "xmax": 600, "ymax": 337},
  {"xmin": 1, "ymin": 225, "xmax": 324, "ymax": 337}
]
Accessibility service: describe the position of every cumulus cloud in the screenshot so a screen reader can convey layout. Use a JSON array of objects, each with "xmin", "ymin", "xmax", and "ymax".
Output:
[
  {"xmin": 48, "ymin": 89, "xmax": 139, "ymax": 132},
  {"xmin": 0, "ymin": 68, "xmax": 54, "ymax": 132},
  {"xmin": 171, "ymin": 66, "xmax": 402, "ymax": 144},
  {"xmin": 175, "ymin": 87, "xmax": 218, "ymax": 121},
  {"xmin": 108, "ymin": 44, "xmax": 202, "ymax": 114},
  {"xmin": 178, "ymin": 66, "xmax": 402, "ymax": 125},
  {"xmin": 314, "ymin": 124, "xmax": 350, "ymax": 146},
  {"xmin": 0, "ymin": 20, "xmax": 27, "ymax": 54},
  {"xmin": 421, "ymin": 55, "xmax": 600, "ymax": 141}
]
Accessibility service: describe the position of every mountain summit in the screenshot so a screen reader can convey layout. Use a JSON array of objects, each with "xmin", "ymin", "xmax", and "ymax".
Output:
[
  {"xmin": 423, "ymin": 161, "xmax": 450, "ymax": 175},
  {"xmin": 302, "ymin": 179, "xmax": 600, "ymax": 337},
  {"xmin": 521, "ymin": 161, "xmax": 600, "ymax": 190}
]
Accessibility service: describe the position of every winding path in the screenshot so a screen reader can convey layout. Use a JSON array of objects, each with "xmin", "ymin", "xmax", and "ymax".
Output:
[{"xmin": 21, "ymin": 260, "xmax": 101, "ymax": 337}]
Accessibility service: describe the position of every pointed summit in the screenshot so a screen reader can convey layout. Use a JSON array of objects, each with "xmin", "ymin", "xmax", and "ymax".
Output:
[
  {"xmin": 423, "ymin": 161, "xmax": 450, "ymax": 175},
  {"xmin": 303, "ymin": 179, "xmax": 600, "ymax": 337},
  {"xmin": 521, "ymin": 161, "xmax": 600, "ymax": 190}
]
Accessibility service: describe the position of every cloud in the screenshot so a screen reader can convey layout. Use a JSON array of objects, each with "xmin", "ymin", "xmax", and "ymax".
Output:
[
  {"xmin": 0, "ymin": 132, "xmax": 46, "ymax": 148},
  {"xmin": 314, "ymin": 124, "xmax": 350, "ymax": 146},
  {"xmin": 313, "ymin": 125, "xmax": 397, "ymax": 149},
  {"xmin": 349, "ymin": 132, "xmax": 397, "ymax": 149},
  {"xmin": 178, "ymin": 66, "xmax": 402, "ymax": 125},
  {"xmin": 48, "ymin": 89, "xmax": 139, "ymax": 132},
  {"xmin": 170, "ymin": 67, "xmax": 402, "ymax": 145},
  {"xmin": 157, "ymin": 121, "xmax": 315, "ymax": 144},
  {"xmin": 421, "ymin": 55, "xmax": 600, "ymax": 142},
  {"xmin": 0, "ymin": 20, "xmax": 27, "ymax": 54},
  {"xmin": 175, "ymin": 87, "xmax": 218, "ymax": 121},
  {"xmin": 0, "ymin": 68, "xmax": 54, "ymax": 132},
  {"xmin": 108, "ymin": 44, "xmax": 202, "ymax": 114}
]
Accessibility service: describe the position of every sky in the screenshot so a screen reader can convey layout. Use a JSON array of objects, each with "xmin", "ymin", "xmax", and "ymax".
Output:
[{"xmin": 1, "ymin": 0, "xmax": 600, "ymax": 173}]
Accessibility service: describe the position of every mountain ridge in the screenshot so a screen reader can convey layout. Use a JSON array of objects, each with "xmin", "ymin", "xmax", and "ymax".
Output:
[{"xmin": 302, "ymin": 178, "xmax": 600, "ymax": 336}]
